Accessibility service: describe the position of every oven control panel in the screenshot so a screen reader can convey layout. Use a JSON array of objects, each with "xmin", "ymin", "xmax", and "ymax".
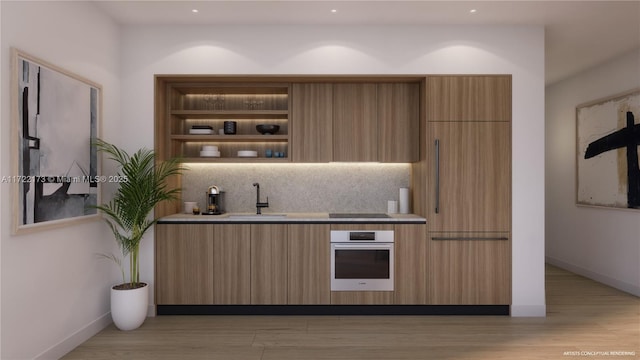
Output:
[{"xmin": 330, "ymin": 230, "xmax": 394, "ymax": 243}]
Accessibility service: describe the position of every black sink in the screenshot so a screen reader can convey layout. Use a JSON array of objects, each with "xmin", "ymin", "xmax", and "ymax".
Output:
[{"xmin": 328, "ymin": 213, "xmax": 390, "ymax": 218}]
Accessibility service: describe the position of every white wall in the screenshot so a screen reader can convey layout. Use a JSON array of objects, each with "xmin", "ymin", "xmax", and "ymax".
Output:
[
  {"xmin": 1, "ymin": 2, "xmax": 121, "ymax": 359},
  {"xmin": 0, "ymin": 2, "xmax": 3, "ymax": 357},
  {"xmin": 546, "ymin": 48, "xmax": 640, "ymax": 296},
  {"xmin": 120, "ymin": 24, "xmax": 546, "ymax": 316}
]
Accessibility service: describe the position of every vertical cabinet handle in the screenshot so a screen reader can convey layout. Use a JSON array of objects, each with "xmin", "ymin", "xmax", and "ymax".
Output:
[{"xmin": 435, "ymin": 139, "xmax": 440, "ymax": 214}]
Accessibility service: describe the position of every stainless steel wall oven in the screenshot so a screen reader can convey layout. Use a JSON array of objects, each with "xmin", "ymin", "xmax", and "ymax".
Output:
[{"xmin": 330, "ymin": 230, "xmax": 394, "ymax": 291}]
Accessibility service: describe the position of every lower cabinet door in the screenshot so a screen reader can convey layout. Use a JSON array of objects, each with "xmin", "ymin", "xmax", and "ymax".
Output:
[
  {"xmin": 288, "ymin": 224, "xmax": 331, "ymax": 304},
  {"xmin": 251, "ymin": 224, "xmax": 288, "ymax": 304},
  {"xmin": 428, "ymin": 232, "xmax": 511, "ymax": 305},
  {"xmin": 394, "ymin": 224, "xmax": 428, "ymax": 304},
  {"xmin": 213, "ymin": 224, "xmax": 251, "ymax": 304},
  {"xmin": 155, "ymin": 224, "xmax": 214, "ymax": 305}
]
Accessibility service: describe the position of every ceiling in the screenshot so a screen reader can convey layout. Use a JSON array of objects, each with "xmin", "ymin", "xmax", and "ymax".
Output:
[{"xmin": 94, "ymin": 0, "xmax": 640, "ymax": 85}]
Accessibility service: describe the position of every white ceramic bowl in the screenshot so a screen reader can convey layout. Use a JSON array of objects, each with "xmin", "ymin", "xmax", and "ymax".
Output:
[
  {"xmin": 237, "ymin": 150, "xmax": 258, "ymax": 157},
  {"xmin": 200, "ymin": 150, "xmax": 221, "ymax": 157}
]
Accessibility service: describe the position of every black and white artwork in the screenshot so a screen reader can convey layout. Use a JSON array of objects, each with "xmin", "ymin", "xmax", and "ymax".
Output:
[
  {"xmin": 577, "ymin": 89, "xmax": 640, "ymax": 210},
  {"xmin": 12, "ymin": 49, "xmax": 101, "ymax": 234}
]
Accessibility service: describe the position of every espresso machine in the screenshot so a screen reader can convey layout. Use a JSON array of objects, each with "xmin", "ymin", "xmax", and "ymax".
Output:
[{"xmin": 203, "ymin": 185, "xmax": 225, "ymax": 215}]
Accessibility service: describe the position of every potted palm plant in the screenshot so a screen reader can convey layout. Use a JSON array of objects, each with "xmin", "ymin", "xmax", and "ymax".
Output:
[{"xmin": 94, "ymin": 139, "xmax": 183, "ymax": 330}]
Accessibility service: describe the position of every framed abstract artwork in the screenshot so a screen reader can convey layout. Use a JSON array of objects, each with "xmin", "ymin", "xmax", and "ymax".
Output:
[
  {"xmin": 576, "ymin": 88, "xmax": 640, "ymax": 210},
  {"xmin": 10, "ymin": 48, "xmax": 102, "ymax": 234}
]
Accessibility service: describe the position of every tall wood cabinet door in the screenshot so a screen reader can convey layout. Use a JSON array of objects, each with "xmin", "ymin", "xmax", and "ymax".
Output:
[
  {"xmin": 428, "ymin": 121, "xmax": 511, "ymax": 232},
  {"xmin": 333, "ymin": 83, "xmax": 378, "ymax": 162},
  {"xmin": 426, "ymin": 75, "xmax": 512, "ymax": 121},
  {"xmin": 212, "ymin": 224, "xmax": 251, "ymax": 304},
  {"xmin": 155, "ymin": 224, "xmax": 214, "ymax": 305},
  {"xmin": 428, "ymin": 234, "xmax": 511, "ymax": 304},
  {"xmin": 251, "ymin": 224, "xmax": 288, "ymax": 304},
  {"xmin": 378, "ymin": 83, "xmax": 420, "ymax": 163},
  {"xmin": 291, "ymin": 83, "xmax": 333, "ymax": 162},
  {"xmin": 287, "ymin": 224, "xmax": 331, "ymax": 304},
  {"xmin": 394, "ymin": 224, "xmax": 427, "ymax": 304}
]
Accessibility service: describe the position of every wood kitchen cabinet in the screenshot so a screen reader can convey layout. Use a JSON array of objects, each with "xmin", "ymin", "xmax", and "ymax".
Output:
[
  {"xmin": 426, "ymin": 75, "xmax": 511, "ymax": 232},
  {"xmin": 287, "ymin": 224, "xmax": 330, "ymax": 304},
  {"xmin": 213, "ymin": 224, "xmax": 251, "ymax": 304},
  {"xmin": 425, "ymin": 75, "xmax": 512, "ymax": 305},
  {"xmin": 428, "ymin": 233, "xmax": 511, "ymax": 304},
  {"xmin": 427, "ymin": 121, "xmax": 511, "ymax": 232},
  {"xmin": 332, "ymin": 83, "xmax": 378, "ymax": 162},
  {"xmin": 332, "ymin": 82, "xmax": 420, "ymax": 163},
  {"xmin": 377, "ymin": 82, "xmax": 420, "ymax": 163},
  {"xmin": 154, "ymin": 76, "xmax": 422, "ymax": 165},
  {"xmin": 155, "ymin": 223, "xmax": 251, "ymax": 305},
  {"xmin": 291, "ymin": 83, "xmax": 333, "ymax": 162},
  {"xmin": 156, "ymin": 224, "xmax": 214, "ymax": 304},
  {"xmin": 394, "ymin": 224, "xmax": 427, "ymax": 304},
  {"xmin": 293, "ymin": 81, "xmax": 420, "ymax": 163},
  {"xmin": 251, "ymin": 224, "xmax": 288, "ymax": 304},
  {"xmin": 426, "ymin": 75, "xmax": 511, "ymax": 122},
  {"xmin": 155, "ymin": 77, "xmax": 291, "ymax": 163}
]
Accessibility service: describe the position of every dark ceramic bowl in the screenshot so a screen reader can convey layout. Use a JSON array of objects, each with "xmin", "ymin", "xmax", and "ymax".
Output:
[{"xmin": 256, "ymin": 124, "xmax": 280, "ymax": 135}]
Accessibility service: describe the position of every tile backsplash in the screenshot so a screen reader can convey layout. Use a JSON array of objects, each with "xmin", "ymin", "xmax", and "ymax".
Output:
[{"xmin": 181, "ymin": 163, "xmax": 411, "ymax": 214}]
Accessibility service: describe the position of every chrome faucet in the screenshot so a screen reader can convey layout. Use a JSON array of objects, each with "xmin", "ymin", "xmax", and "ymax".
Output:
[{"xmin": 253, "ymin": 182, "xmax": 269, "ymax": 214}]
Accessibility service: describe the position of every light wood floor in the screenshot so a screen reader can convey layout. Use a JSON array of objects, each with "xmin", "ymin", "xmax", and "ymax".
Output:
[{"xmin": 63, "ymin": 264, "xmax": 639, "ymax": 360}]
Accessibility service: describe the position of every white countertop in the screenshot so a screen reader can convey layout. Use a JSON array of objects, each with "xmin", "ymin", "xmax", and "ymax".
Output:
[{"xmin": 158, "ymin": 212, "xmax": 426, "ymax": 224}]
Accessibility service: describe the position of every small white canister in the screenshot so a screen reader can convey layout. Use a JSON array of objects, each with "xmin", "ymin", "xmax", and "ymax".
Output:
[{"xmin": 399, "ymin": 187, "xmax": 410, "ymax": 214}]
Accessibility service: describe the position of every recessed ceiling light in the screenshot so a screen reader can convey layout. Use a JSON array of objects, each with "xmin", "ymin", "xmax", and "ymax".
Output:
[
  {"xmin": 192, "ymin": 9, "xmax": 199, "ymax": 13},
  {"xmin": 470, "ymin": 9, "xmax": 477, "ymax": 14},
  {"xmin": 331, "ymin": 9, "xmax": 337, "ymax": 13}
]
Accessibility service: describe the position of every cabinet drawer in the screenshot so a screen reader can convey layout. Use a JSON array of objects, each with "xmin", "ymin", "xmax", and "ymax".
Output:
[{"xmin": 428, "ymin": 234, "xmax": 511, "ymax": 305}]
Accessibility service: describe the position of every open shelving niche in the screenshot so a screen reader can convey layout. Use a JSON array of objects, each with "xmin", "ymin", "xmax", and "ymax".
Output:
[{"xmin": 166, "ymin": 83, "xmax": 291, "ymax": 162}]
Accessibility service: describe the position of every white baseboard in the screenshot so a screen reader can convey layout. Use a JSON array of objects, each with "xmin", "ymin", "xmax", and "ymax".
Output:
[
  {"xmin": 510, "ymin": 304, "xmax": 546, "ymax": 317},
  {"xmin": 147, "ymin": 304, "xmax": 156, "ymax": 317},
  {"xmin": 546, "ymin": 256, "xmax": 640, "ymax": 297},
  {"xmin": 34, "ymin": 312, "xmax": 112, "ymax": 360}
]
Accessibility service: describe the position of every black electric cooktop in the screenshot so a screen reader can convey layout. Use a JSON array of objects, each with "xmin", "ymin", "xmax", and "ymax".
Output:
[{"xmin": 328, "ymin": 213, "xmax": 390, "ymax": 218}]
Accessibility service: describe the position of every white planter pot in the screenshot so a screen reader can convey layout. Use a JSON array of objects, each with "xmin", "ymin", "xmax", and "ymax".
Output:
[{"xmin": 110, "ymin": 283, "xmax": 148, "ymax": 331}]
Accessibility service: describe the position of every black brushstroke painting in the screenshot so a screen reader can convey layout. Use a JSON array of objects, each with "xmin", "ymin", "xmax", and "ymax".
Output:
[
  {"xmin": 17, "ymin": 57, "xmax": 98, "ymax": 228},
  {"xmin": 584, "ymin": 111, "xmax": 640, "ymax": 208}
]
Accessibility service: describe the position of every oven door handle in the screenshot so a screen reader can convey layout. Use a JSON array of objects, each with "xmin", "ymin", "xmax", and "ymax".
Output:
[{"xmin": 333, "ymin": 244, "xmax": 393, "ymax": 250}]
